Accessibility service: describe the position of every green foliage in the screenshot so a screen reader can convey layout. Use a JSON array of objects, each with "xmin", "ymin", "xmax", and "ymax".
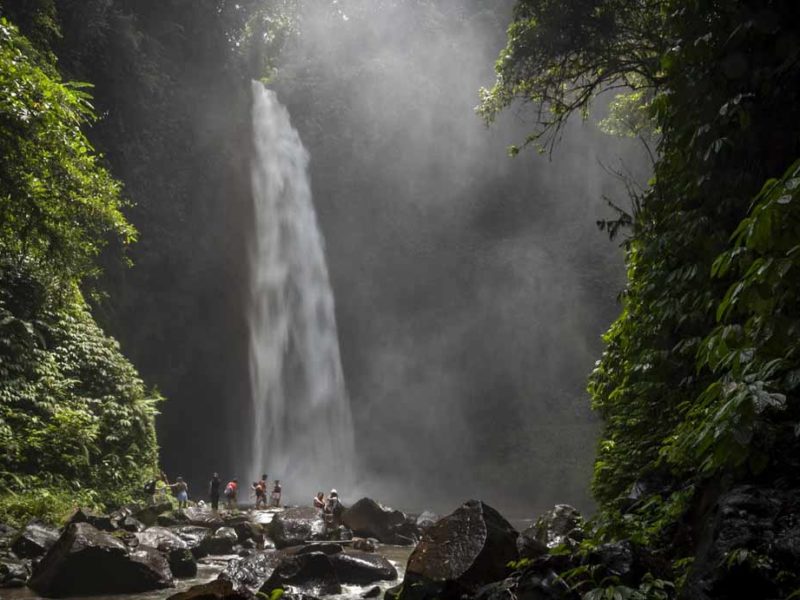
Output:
[
  {"xmin": 488, "ymin": 0, "xmax": 800, "ymax": 597},
  {"xmin": 0, "ymin": 17, "xmax": 159, "ymax": 526},
  {"xmin": 0, "ymin": 17, "xmax": 135, "ymax": 284},
  {"xmin": 0, "ymin": 261, "xmax": 161, "ymax": 520}
]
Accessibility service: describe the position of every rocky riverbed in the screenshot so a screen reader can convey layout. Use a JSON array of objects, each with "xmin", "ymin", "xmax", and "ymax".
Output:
[{"xmin": 0, "ymin": 496, "xmax": 647, "ymax": 600}]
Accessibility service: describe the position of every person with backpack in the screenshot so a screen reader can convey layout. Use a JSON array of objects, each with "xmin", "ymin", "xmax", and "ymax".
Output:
[
  {"xmin": 209, "ymin": 473, "xmax": 221, "ymax": 511},
  {"xmin": 252, "ymin": 474, "xmax": 268, "ymax": 509},
  {"xmin": 224, "ymin": 479, "xmax": 238, "ymax": 509}
]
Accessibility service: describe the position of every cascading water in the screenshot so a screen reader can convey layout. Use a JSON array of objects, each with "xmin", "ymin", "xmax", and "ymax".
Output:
[{"xmin": 248, "ymin": 81, "xmax": 355, "ymax": 501}]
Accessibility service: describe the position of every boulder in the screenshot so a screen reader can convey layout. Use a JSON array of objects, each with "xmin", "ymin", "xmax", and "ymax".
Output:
[
  {"xmin": 292, "ymin": 543, "xmax": 344, "ymax": 556},
  {"xmin": 0, "ymin": 523, "xmax": 18, "ymax": 550},
  {"xmin": 184, "ymin": 507, "xmax": 225, "ymax": 528},
  {"xmin": 474, "ymin": 569, "xmax": 574, "ymax": 600},
  {"xmin": 329, "ymin": 550, "xmax": 397, "ymax": 584},
  {"xmin": 234, "ymin": 521, "xmax": 264, "ymax": 545},
  {"xmin": 167, "ymin": 578, "xmax": 250, "ymax": 600},
  {"xmin": 136, "ymin": 526, "xmax": 197, "ymax": 578},
  {"xmin": 202, "ymin": 527, "xmax": 239, "ymax": 555},
  {"xmin": 11, "ymin": 520, "xmax": 59, "ymax": 558},
  {"xmin": 29, "ymin": 522, "xmax": 173, "ymax": 596},
  {"xmin": 341, "ymin": 498, "xmax": 410, "ymax": 544},
  {"xmin": 174, "ymin": 526, "xmax": 213, "ymax": 558},
  {"xmin": 269, "ymin": 507, "xmax": 326, "ymax": 549},
  {"xmin": 262, "ymin": 551, "xmax": 341, "ymax": 596},
  {"xmin": 169, "ymin": 548, "xmax": 198, "ymax": 578},
  {"xmin": 352, "ymin": 538, "xmax": 378, "ymax": 552},
  {"xmin": 529, "ymin": 505, "xmax": 584, "ymax": 550},
  {"xmin": 401, "ymin": 500, "xmax": 518, "ymax": 600},
  {"xmin": 219, "ymin": 549, "xmax": 285, "ymax": 596},
  {"xmin": 362, "ymin": 585, "xmax": 382, "ymax": 598},
  {"xmin": 517, "ymin": 527, "xmax": 548, "ymax": 560},
  {"xmin": 0, "ymin": 555, "xmax": 30, "ymax": 588},
  {"xmin": 134, "ymin": 501, "xmax": 174, "ymax": 527},
  {"xmin": 415, "ymin": 511, "xmax": 439, "ymax": 531},
  {"xmin": 121, "ymin": 515, "xmax": 146, "ymax": 532},
  {"xmin": 66, "ymin": 508, "xmax": 115, "ymax": 532},
  {"xmin": 158, "ymin": 512, "xmax": 188, "ymax": 527}
]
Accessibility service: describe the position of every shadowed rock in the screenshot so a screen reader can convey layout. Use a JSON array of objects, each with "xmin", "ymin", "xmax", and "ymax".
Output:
[
  {"xmin": 269, "ymin": 507, "xmax": 326, "ymax": 549},
  {"xmin": 167, "ymin": 578, "xmax": 250, "ymax": 600},
  {"xmin": 11, "ymin": 521, "xmax": 59, "ymax": 559},
  {"xmin": 329, "ymin": 550, "xmax": 397, "ymax": 584},
  {"xmin": 342, "ymin": 498, "xmax": 412, "ymax": 544},
  {"xmin": 29, "ymin": 522, "xmax": 173, "ymax": 597},
  {"xmin": 262, "ymin": 551, "xmax": 341, "ymax": 596},
  {"xmin": 401, "ymin": 500, "xmax": 518, "ymax": 600}
]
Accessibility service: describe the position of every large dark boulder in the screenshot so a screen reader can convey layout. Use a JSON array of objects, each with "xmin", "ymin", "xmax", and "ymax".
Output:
[
  {"xmin": 29, "ymin": 522, "xmax": 173, "ymax": 596},
  {"xmin": 174, "ymin": 526, "xmax": 213, "ymax": 558},
  {"xmin": 329, "ymin": 550, "xmax": 397, "ymax": 584},
  {"xmin": 516, "ymin": 527, "xmax": 548, "ymax": 560},
  {"xmin": 262, "ymin": 551, "xmax": 341, "ymax": 596},
  {"xmin": 134, "ymin": 501, "xmax": 174, "ymax": 527},
  {"xmin": 136, "ymin": 526, "xmax": 197, "ymax": 578},
  {"xmin": 184, "ymin": 507, "xmax": 225, "ymax": 528},
  {"xmin": 401, "ymin": 500, "xmax": 518, "ymax": 600},
  {"xmin": 269, "ymin": 507, "xmax": 326, "ymax": 549},
  {"xmin": 202, "ymin": 527, "xmax": 239, "ymax": 555},
  {"xmin": 11, "ymin": 520, "xmax": 59, "ymax": 558},
  {"xmin": 342, "ymin": 498, "xmax": 416, "ymax": 544},
  {"xmin": 66, "ymin": 508, "xmax": 116, "ymax": 532},
  {"xmin": 531, "ymin": 505, "xmax": 584, "ymax": 550},
  {"xmin": 219, "ymin": 549, "xmax": 285, "ymax": 596}
]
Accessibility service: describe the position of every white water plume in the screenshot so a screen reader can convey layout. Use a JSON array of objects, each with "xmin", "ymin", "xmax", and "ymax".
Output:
[{"xmin": 248, "ymin": 81, "xmax": 355, "ymax": 502}]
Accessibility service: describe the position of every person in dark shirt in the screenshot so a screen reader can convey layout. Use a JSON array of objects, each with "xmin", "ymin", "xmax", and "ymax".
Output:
[{"xmin": 209, "ymin": 473, "xmax": 221, "ymax": 511}]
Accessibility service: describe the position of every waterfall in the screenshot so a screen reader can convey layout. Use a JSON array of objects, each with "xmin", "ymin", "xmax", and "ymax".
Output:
[{"xmin": 248, "ymin": 81, "xmax": 355, "ymax": 501}]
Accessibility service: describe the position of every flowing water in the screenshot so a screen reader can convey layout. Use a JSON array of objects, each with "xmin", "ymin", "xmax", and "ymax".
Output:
[{"xmin": 248, "ymin": 82, "xmax": 356, "ymax": 501}]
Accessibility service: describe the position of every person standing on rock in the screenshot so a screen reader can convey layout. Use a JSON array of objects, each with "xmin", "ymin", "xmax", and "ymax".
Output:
[
  {"xmin": 209, "ymin": 472, "xmax": 221, "ymax": 511},
  {"xmin": 224, "ymin": 478, "xmax": 238, "ymax": 509},
  {"xmin": 253, "ymin": 474, "xmax": 268, "ymax": 509},
  {"xmin": 169, "ymin": 476, "xmax": 189, "ymax": 509},
  {"xmin": 271, "ymin": 480, "xmax": 282, "ymax": 507},
  {"xmin": 314, "ymin": 491, "xmax": 325, "ymax": 510}
]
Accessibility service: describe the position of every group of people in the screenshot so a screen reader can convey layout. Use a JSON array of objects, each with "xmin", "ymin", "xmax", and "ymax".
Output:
[
  {"xmin": 313, "ymin": 489, "xmax": 344, "ymax": 528},
  {"xmin": 208, "ymin": 473, "xmax": 282, "ymax": 511}
]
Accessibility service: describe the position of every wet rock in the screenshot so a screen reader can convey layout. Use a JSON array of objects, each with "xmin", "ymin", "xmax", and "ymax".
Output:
[
  {"xmin": 362, "ymin": 585, "xmax": 382, "ymax": 598},
  {"xmin": 401, "ymin": 500, "xmax": 518, "ymax": 600},
  {"xmin": 219, "ymin": 549, "xmax": 284, "ymax": 596},
  {"xmin": 135, "ymin": 501, "xmax": 174, "ymax": 527},
  {"xmin": 293, "ymin": 542, "xmax": 344, "ymax": 556},
  {"xmin": 29, "ymin": 522, "xmax": 173, "ymax": 596},
  {"xmin": 169, "ymin": 548, "xmax": 198, "ymax": 578},
  {"xmin": 591, "ymin": 541, "xmax": 635, "ymax": 579},
  {"xmin": 416, "ymin": 511, "xmax": 439, "ymax": 531},
  {"xmin": 11, "ymin": 520, "xmax": 59, "ymax": 558},
  {"xmin": 352, "ymin": 538, "xmax": 378, "ymax": 552},
  {"xmin": 269, "ymin": 507, "xmax": 326, "ymax": 549},
  {"xmin": 121, "ymin": 515, "xmax": 146, "ymax": 532},
  {"xmin": 234, "ymin": 521, "xmax": 264, "ymax": 545},
  {"xmin": 0, "ymin": 555, "xmax": 30, "ymax": 588},
  {"xmin": 517, "ymin": 527, "xmax": 548, "ymax": 560},
  {"xmin": 174, "ymin": 526, "xmax": 213, "ymax": 558},
  {"xmin": 262, "ymin": 551, "xmax": 341, "ymax": 596},
  {"xmin": 329, "ymin": 549, "xmax": 397, "ymax": 584},
  {"xmin": 203, "ymin": 527, "xmax": 239, "ymax": 555},
  {"xmin": 342, "ymin": 498, "xmax": 413, "ymax": 544},
  {"xmin": 184, "ymin": 506, "xmax": 225, "ymax": 528},
  {"xmin": 0, "ymin": 523, "xmax": 18, "ymax": 550},
  {"xmin": 66, "ymin": 507, "xmax": 115, "ymax": 532},
  {"xmin": 136, "ymin": 526, "xmax": 197, "ymax": 578},
  {"xmin": 158, "ymin": 512, "xmax": 188, "ymax": 527},
  {"xmin": 167, "ymin": 578, "xmax": 250, "ymax": 600},
  {"xmin": 530, "ymin": 505, "xmax": 584, "ymax": 550}
]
